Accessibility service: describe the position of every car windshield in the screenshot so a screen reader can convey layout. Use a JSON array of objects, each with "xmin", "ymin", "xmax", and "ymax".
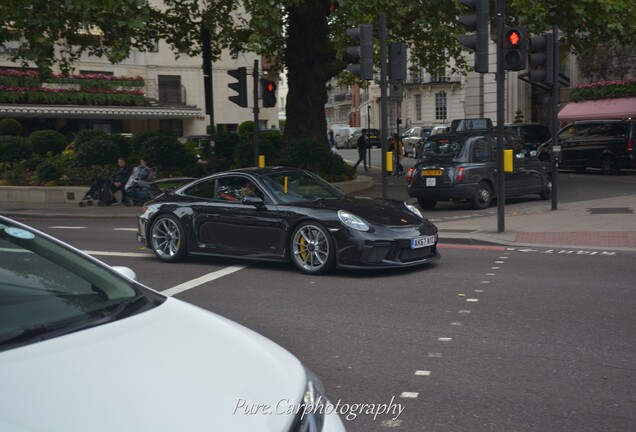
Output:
[
  {"xmin": 0, "ymin": 218, "xmax": 163, "ymax": 352},
  {"xmin": 419, "ymin": 137, "xmax": 465, "ymax": 161},
  {"xmin": 260, "ymin": 170, "xmax": 345, "ymax": 204}
]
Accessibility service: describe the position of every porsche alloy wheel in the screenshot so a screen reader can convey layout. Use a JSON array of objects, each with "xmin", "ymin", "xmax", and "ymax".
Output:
[
  {"xmin": 290, "ymin": 222, "xmax": 335, "ymax": 275},
  {"xmin": 150, "ymin": 215, "xmax": 187, "ymax": 262}
]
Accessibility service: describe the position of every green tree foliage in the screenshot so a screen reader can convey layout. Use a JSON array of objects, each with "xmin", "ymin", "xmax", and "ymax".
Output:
[
  {"xmin": 1, "ymin": 0, "xmax": 634, "ymax": 144},
  {"xmin": 0, "ymin": 119, "xmax": 23, "ymax": 136},
  {"xmin": 28, "ymin": 130, "xmax": 67, "ymax": 155}
]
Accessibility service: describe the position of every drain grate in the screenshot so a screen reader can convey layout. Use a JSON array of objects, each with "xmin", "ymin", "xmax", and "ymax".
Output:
[{"xmin": 587, "ymin": 207, "xmax": 634, "ymax": 214}]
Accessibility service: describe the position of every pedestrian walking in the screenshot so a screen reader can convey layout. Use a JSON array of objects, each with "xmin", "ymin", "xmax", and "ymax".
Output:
[{"xmin": 353, "ymin": 130, "xmax": 368, "ymax": 171}]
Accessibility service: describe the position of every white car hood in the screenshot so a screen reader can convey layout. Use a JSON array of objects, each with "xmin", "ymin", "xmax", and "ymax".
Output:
[{"xmin": 0, "ymin": 298, "xmax": 306, "ymax": 432}]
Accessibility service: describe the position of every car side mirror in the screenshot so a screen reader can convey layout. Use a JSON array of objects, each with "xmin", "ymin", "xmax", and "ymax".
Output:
[{"xmin": 242, "ymin": 195, "xmax": 265, "ymax": 208}]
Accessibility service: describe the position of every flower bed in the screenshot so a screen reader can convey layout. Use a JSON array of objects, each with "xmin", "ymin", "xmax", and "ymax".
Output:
[
  {"xmin": 0, "ymin": 69, "xmax": 145, "ymax": 106},
  {"xmin": 569, "ymin": 78, "xmax": 636, "ymax": 102}
]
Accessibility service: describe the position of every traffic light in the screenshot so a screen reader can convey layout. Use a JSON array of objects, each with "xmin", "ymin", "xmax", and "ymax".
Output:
[
  {"xmin": 503, "ymin": 27, "xmax": 527, "ymax": 71},
  {"xmin": 529, "ymin": 33, "xmax": 554, "ymax": 85},
  {"xmin": 458, "ymin": 0, "xmax": 489, "ymax": 73},
  {"xmin": 346, "ymin": 24, "xmax": 373, "ymax": 80},
  {"xmin": 227, "ymin": 67, "xmax": 247, "ymax": 107},
  {"xmin": 389, "ymin": 42, "xmax": 407, "ymax": 81},
  {"xmin": 261, "ymin": 79, "xmax": 277, "ymax": 108}
]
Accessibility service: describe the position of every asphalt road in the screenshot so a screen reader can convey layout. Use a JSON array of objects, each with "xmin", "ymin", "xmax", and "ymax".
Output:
[{"xmin": 19, "ymin": 215, "xmax": 636, "ymax": 432}]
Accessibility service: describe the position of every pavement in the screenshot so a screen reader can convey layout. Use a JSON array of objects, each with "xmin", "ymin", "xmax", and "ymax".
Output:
[{"xmin": 1, "ymin": 163, "xmax": 636, "ymax": 252}]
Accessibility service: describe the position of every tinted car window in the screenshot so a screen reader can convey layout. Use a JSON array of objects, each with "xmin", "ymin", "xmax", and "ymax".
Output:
[
  {"xmin": 186, "ymin": 180, "xmax": 215, "ymax": 199},
  {"xmin": 472, "ymin": 138, "xmax": 491, "ymax": 162},
  {"xmin": 420, "ymin": 136, "xmax": 465, "ymax": 161},
  {"xmin": 517, "ymin": 126, "xmax": 550, "ymax": 143}
]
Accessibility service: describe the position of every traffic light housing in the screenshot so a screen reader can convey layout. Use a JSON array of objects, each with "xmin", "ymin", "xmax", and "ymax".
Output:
[
  {"xmin": 389, "ymin": 42, "xmax": 407, "ymax": 81},
  {"xmin": 458, "ymin": 0, "xmax": 489, "ymax": 73},
  {"xmin": 529, "ymin": 33, "xmax": 554, "ymax": 85},
  {"xmin": 346, "ymin": 24, "xmax": 373, "ymax": 80},
  {"xmin": 503, "ymin": 27, "xmax": 527, "ymax": 71},
  {"xmin": 227, "ymin": 67, "xmax": 247, "ymax": 107},
  {"xmin": 261, "ymin": 79, "xmax": 277, "ymax": 108}
]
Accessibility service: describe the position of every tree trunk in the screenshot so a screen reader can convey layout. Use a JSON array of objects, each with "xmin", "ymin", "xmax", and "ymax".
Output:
[{"xmin": 284, "ymin": 1, "xmax": 340, "ymax": 145}]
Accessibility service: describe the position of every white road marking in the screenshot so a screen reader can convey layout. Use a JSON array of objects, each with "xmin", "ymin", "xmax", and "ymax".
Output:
[
  {"xmin": 450, "ymin": 322, "xmax": 462, "ymax": 326},
  {"xmin": 499, "ymin": 256, "xmax": 509, "ymax": 259},
  {"xmin": 162, "ymin": 265, "xmax": 247, "ymax": 297},
  {"xmin": 480, "ymin": 280, "xmax": 490, "ymax": 284},
  {"xmin": 399, "ymin": 392, "xmax": 419, "ymax": 398},
  {"xmin": 86, "ymin": 250, "xmax": 150, "ymax": 257},
  {"xmin": 495, "ymin": 260, "xmax": 505, "ymax": 264},
  {"xmin": 415, "ymin": 370, "xmax": 431, "ymax": 376},
  {"xmin": 491, "ymin": 266, "xmax": 500, "ymax": 269},
  {"xmin": 458, "ymin": 310, "xmax": 471, "ymax": 314},
  {"xmin": 466, "ymin": 298, "xmax": 479, "ymax": 302},
  {"xmin": 113, "ymin": 228, "xmax": 138, "ymax": 231},
  {"xmin": 475, "ymin": 289, "xmax": 484, "ymax": 293},
  {"xmin": 381, "ymin": 419, "xmax": 403, "ymax": 427},
  {"xmin": 428, "ymin": 353, "xmax": 443, "ymax": 358},
  {"xmin": 438, "ymin": 337, "xmax": 452, "ymax": 342},
  {"xmin": 49, "ymin": 226, "xmax": 85, "ymax": 229},
  {"xmin": 485, "ymin": 273, "xmax": 496, "ymax": 276}
]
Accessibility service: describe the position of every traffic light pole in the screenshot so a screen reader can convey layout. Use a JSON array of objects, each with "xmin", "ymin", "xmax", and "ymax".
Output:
[
  {"xmin": 252, "ymin": 60, "xmax": 260, "ymax": 167},
  {"xmin": 496, "ymin": 0, "xmax": 506, "ymax": 232},
  {"xmin": 379, "ymin": 13, "xmax": 388, "ymax": 199},
  {"xmin": 551, "ymin": 25, "xmax": 559, "ymax": 211}
]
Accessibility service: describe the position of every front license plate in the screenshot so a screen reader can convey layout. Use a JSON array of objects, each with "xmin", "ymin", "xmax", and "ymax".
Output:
[
  {"xmin": 411, "ymin": 235, "xmax": 436, "ymax": 249},
  {"xmin": 422, "ymin": 170, "xmax": 442, "ymax": 176}
]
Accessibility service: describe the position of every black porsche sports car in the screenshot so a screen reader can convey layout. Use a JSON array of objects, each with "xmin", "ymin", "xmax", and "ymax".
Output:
[{"xmin": 137, "ymin": 167, "xmax": 440, "ymax": 275}]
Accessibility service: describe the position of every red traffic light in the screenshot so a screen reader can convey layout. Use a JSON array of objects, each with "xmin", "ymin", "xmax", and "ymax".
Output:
[
  {"xmin": 506, "ymin": 29, "xmax": 521, "ymax": 46},
  {"xmin": 266, "ymin": 81, "xmax": 276, "ymax": 92}
]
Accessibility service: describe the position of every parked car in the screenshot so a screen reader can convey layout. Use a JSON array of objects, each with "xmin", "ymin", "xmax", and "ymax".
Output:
[
  {"xmin": 334, "ymin": 127, "xmax": 362, "ymax": 149},
  {"xmin": 0, "ymin": 215, "xmax": 346, "ymax": 432},
  {"xmin": 407, "ymin": 131, "xmax": 552, "ymax": 210},
  {"xmin": 401, "ymin": 126, "xmax": 432, "ymax": 158},
  {"xmin": 537, "ymin": 120, "xmax": 636, "ymax": 175},
  {"xmin": 137, "ymin": 167, "xmax": 440, "ymax": 274},
  {"xmin": 352, "ymin": 128, "xmax": 381, "ymax": 148},
  {"xmin": 504, "ymin": 123, "xmax": 551, "ymax": 152}
]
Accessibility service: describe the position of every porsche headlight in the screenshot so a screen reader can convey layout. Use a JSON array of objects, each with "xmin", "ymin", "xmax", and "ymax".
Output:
[
  {"xmin": 405, "ymin": 202, "xmax": 423, "ymax": 219},
  {"xmin": 338, "ymin": 210, "xmax": 369, "ymax": 232}
]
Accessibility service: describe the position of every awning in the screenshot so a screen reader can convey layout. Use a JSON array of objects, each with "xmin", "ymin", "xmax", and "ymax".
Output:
[
  {"xmin": 0, "ymin": 104, "xmax": 203, "ymax": 120},
  {"xmin": 558, "ymin": 97, "xmax": 636, "ymax": 122}
]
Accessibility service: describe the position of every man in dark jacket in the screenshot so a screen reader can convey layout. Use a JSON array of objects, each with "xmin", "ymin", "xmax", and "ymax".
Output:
[
  {"xmin": 353, "ymin": 130, "xmax": 368, "ymax": 171},
  {"xmin": 109, "ymin": 157, "xmax": 132, "ymax": 203}
]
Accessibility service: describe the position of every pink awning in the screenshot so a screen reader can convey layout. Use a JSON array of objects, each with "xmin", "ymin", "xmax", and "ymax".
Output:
[{"xmin": 558, "ymin": 97, "xmax": 636, "ymax": 122}]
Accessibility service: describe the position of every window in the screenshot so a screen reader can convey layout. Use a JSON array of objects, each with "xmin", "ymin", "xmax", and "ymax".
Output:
[
  {"xmin": 215, "ymin": 177, "xmax": 264, "ymax": 202},
  {"xmin": 472, "ymin": 138, "xmax": 491, "ymax": 162},
  {"xmin": 435, "ymin": 91, "xmax": 447, "ymax": 121},
  {"xmin": 186, "ymin": 180, "xmax": 215, "ymax": 199},
  {"xmin": 415, "ymin": 94, "xmax": 422, "ymax": 121},
  {"xmin": 158, "ymin": 75, "xmax": 182, "ymax": 104}
]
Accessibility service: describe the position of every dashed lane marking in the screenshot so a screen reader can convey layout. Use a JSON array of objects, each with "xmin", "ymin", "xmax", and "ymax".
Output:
[
  {"xmin": 415, "ymin": 370, "xmax": 431, "ymax": 376},
  {"xmin": 399, "ymin": 392, "xmax": 419, "ymax": 398},
  {"xmin": 49, "ymin": 226, "xmax": 85, "ymax": 229},
  {"xmin": 85, "ymin": 250, "xmax": 149, "ymax": 258}
]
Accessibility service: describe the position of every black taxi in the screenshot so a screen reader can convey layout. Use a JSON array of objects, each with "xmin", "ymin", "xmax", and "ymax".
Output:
[{"xmin": 406, "ymin": 131, "xmax": 552, "ymax": 210}]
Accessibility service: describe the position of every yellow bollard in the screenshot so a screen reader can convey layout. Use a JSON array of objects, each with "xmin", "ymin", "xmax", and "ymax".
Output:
[
  {"xmin": 386, "ymin": 151, "xmax": 393, "ymax": 173},
  {"xmin": 259, "ymin": 155, "xmax": 265, "ymax": 168},
  {"xmin": 504, "ymin": 149, "xmax": 513, "ymax": 172}
]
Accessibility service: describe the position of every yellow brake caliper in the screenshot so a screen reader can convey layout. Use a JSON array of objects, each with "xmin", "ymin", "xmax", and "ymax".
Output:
[{"xmin": 299, "ymin": 235, "xmax": 308, "ymax": 262}]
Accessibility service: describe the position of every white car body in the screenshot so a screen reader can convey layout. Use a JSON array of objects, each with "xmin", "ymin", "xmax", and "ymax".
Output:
[{"xmin": 0, "ymin": 216, "xmax": 346, "ymax": 432}]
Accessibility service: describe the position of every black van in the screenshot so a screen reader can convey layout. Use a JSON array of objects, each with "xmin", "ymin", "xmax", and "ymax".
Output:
[{"xmin": 537, "ymin": 120, "xmax": 635, "ymax": 174}]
